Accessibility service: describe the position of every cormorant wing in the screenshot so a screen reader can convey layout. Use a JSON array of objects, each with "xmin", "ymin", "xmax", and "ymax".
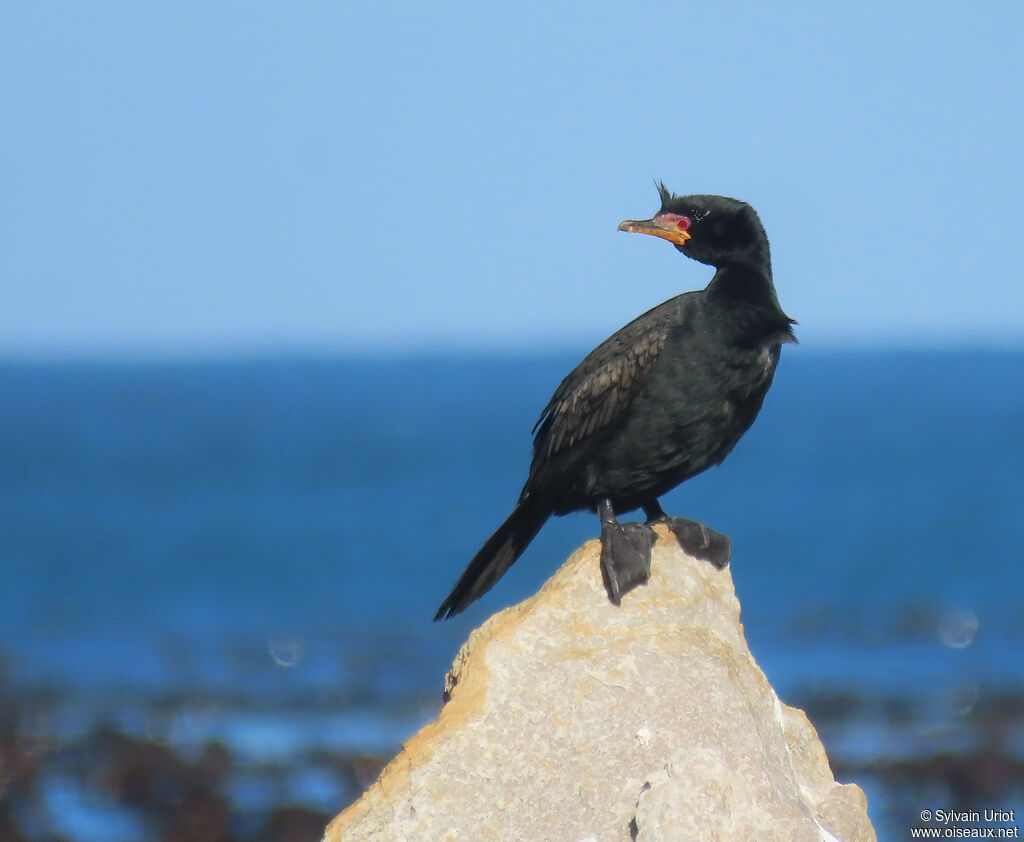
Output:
[{"xmin": 531, "ymin": 297, "xmax": 682, "ymax": 464}]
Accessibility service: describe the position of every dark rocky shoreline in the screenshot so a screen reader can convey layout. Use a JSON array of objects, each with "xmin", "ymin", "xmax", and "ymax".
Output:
[
  {"xmin": 0, "ymin": 689, "xmax": 388, "ymax": 842},
  {"xmin": 798, "ymin": 688, "xmax": 1024, "ymax": 838},
  {"xmin": 3, "ymin": 684, "xmax": 1021, "ymax": 840}
]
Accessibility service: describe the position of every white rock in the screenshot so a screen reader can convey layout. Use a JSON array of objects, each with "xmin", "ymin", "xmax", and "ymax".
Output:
[{"xmin": 323, "ymin": 528, "xmax": 875, "ymax": 842}]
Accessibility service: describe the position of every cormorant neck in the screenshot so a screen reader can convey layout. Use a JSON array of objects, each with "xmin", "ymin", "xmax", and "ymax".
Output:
[
  {"xmin": 706, "ymin": 259, "xmax": 781, "ymax": 310},
  {"xmin": 730, "ymin": 240, "xmax": 772, "ymax": 280}
]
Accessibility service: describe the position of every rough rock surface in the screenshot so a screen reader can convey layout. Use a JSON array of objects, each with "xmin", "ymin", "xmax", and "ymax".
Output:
[{"xmin": 323, "ymin": 527, "xmax": 876, "ymax": 842}]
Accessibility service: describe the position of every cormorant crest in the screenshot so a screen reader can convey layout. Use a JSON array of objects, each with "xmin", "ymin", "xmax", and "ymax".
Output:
[{"xmin": 655, "ymin": 179, "xmax": 675, "ymax": 211}]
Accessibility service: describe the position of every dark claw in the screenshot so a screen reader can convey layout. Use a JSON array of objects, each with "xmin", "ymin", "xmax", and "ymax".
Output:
[
  {"xmin": 658, "ymin": 516, "xmax": 731, "ymax": 569},
  {"xmin": 600, "ymin": 520, "xmax": 656, "ymax": 605}
]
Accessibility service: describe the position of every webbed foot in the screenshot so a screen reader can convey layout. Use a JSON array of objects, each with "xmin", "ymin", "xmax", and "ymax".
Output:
[
  {"xmin": 643, "ymin": 502, "xmax": 731, "ymax": 569},
  {"xmin": 598, "ymin": 499, "xmax": 656, "ymax": 605}
]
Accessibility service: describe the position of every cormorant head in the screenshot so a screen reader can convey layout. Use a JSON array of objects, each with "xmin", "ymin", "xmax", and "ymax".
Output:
[{"xmin": 618, "ymin": 183, "xmax": 770, "ymax": 272}]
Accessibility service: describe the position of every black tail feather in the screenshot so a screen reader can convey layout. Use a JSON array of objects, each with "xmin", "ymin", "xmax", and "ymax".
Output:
[{"xmin": 434, "ymin": 499, "xmax": 550, "ymax": 620}]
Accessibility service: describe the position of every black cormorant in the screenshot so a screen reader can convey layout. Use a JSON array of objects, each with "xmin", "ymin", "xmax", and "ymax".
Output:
[{"xmin": 436, "ymin": 184, "xmax": 795, "ymax": 620}]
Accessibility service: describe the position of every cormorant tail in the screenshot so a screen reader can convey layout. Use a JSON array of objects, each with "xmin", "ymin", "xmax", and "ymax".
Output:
[{"xmin": 434, "ymin": 498, "xmax": 550, "ymax": 620}]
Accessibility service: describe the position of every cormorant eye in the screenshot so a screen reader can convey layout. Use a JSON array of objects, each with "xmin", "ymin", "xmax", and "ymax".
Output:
[{"xmin": 676, "ymin": 217, "xmax": 691, "ymax": 231}]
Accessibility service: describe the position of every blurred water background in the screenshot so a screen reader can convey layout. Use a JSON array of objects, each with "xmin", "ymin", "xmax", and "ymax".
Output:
[{"xmin": 2, "ymin": 349, "xmax": 1023, "ymax": 840}]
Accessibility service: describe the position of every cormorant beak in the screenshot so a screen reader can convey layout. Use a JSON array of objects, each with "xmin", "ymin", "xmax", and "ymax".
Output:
[{"xmin": 617, "ymin": 214, "xmax": 692, "ymax": 246}]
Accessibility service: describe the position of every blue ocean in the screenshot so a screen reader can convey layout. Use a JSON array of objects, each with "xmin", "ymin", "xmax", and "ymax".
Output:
[{"xmin": 2, "ymin": 350, "xmax": 1022, "ymax": 839}]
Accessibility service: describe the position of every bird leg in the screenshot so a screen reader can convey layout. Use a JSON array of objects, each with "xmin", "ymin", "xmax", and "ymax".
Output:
[
  {"xmin": 598, "ymin": 498, "xmax": 656, "ymax": 605},
  {"xmin": 643, "ymin": 501, "xmax": 731, "ymax": 570}
]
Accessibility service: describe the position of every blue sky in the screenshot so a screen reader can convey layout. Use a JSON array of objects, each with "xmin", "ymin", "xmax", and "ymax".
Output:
[{"xmin": 3, "ymin": 1, "xmax": 1022, "ymax": 357}]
